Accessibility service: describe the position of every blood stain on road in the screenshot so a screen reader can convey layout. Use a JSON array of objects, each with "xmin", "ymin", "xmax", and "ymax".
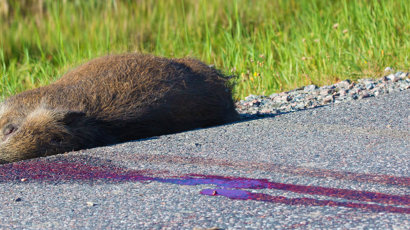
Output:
[{"xmin": 0, "ymin": 156, "xmax": 408, "ymax": 214}]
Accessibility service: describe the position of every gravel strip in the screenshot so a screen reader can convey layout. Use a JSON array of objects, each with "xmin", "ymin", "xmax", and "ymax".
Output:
[{"xmin": 236, "ymin": 69, "xmax": 409, "ymax": 118}]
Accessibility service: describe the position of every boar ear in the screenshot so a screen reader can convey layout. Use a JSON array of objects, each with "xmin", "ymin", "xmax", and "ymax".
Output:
[{"xmin": 56, "ymin": 111, "xmax": 86, "ymax": 126}]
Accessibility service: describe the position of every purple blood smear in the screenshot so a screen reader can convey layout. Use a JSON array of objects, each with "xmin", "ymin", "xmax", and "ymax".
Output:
[
  {"xmin": 0, "ymin": 156, "xmax": 409, "ymax": 214},
  {"xmin": 200, "ymin": 189, "xmax": 410, "ymax": 214},
  {"xmin": 183, "ymin": 174, "xmax": 410, "ymax": 206}
]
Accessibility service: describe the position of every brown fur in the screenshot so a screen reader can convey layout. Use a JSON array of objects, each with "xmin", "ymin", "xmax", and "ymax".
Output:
[{"xmin": 0, "ymin": 53, "xmax": 239, "ymax": 163}]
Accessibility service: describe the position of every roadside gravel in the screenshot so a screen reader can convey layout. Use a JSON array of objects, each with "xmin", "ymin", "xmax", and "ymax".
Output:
[{"xmin": 236, "ymin": 69, "xmax": 409, "ymax": 117}]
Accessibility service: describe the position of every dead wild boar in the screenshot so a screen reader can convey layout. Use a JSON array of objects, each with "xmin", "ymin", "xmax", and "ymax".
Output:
[{"xmin": 0, "ymin": 53, "xmax": 239, "ymax": 163}]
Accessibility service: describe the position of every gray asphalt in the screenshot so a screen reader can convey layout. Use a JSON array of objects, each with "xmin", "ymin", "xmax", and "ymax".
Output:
[{"xmin": 0, "ymin": 90, "xmax": 409, "ymax": 229}]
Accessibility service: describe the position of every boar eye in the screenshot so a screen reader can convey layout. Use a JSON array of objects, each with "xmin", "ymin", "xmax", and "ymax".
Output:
[{"xmin": 3, "ymin": 124, "xmax": 17, "ymax": 136}]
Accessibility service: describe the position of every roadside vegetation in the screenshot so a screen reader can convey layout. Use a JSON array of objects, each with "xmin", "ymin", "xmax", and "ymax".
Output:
[{"xmin": 0, "ymin": 0, "xmax": 408, "ymax": 99}]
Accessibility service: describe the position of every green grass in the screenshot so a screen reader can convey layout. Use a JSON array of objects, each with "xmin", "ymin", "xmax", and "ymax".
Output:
[{"xmin": 0, "ymin": 0, "xmax": 409, "ymax": 99}]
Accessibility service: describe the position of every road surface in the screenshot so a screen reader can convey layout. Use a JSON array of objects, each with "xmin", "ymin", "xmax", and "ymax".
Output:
[{"xmin": 0, "ymin": 90, "xmax": 409, "ymax": 229}]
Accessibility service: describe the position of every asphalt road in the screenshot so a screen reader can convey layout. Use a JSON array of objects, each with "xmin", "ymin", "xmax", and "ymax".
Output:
[{"xmin": 0, "ymin": 90, "xmax": 409, "ymax": 229}]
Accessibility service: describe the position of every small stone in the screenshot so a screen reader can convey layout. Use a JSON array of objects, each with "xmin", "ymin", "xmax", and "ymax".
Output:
[
  {"xmin": 251, "ymin": 99, "xmax": 261, "ymax": 106},
  {"xmin": 249, "ymin": 110, "xmax": 258, "ymax": 115},
  {"xmin": 15, "ymin": 197, "xmax": 22, "ymax": 202},
  {"xmin": 394, "ymin": 71, "xmax": 403, "ymax": 78},
  {"xmin": 339, "ymin": 89, "xmax": 347, "ymax": 96},
  {"xmin": 323, "ymin": 95, "xmax": 333, "ymax": 103},
  {"xmin": 320, "ymin": 88, "xmax": 334, "ymax": 96},
  {"xmin": 294, "ymin": 103, "xmax": 306, "ymax": 110},
  {"xmin": 293, "ymin": 95, "xmax": 305, "ymax": 102},
  {"xmin": 386, "ymin": 74, "xmax": 399, "ymax": 82},
  {"xmin": 281, "ymin": 95, "xmax": 292, "ymax": 102},
  {"xmin": 304, "ymin": 95, "xmax": 315, "ymax": 100},
  {"xmin": 400, "ymin": 72, "xmax": 409, "ymax": 78},
  {"xmin": 336, "ymin": 95, "xmax": 345, "ymax": 101},
  {"xmin": 304, "ymin": 84, "xmax": 317, "ymax": 92},
  {"xmin": 309, "ymin": 90, "xmax": 319, "ymax": 95},
  {"xmin": 86, "ymin": 202, "xmax": 96, "ymax": 207},
  {"xmin": 323, "ymin": 85, "xmax": 336, "ymax": 89},
  {"xmin": 384, "ymin": 67, "xmax": 393, "ymax": 72},
  {"xmin": 351, "ymin": 93, "xmax": 359, "ymax": 100},
  {"xmin": 272, "ymin": 98, "xmax": 281, "ymax": 104},
  {"xmin": 365, "ymin": 83, "xmax": 375, "ymax": 90},
  {"xmin": 244, "ymin": 94, "xmax": 257, "ymax": 101},
  {"xmin": 304, "ymin": 101, "xmax": 314, "ymax": 107},
  {"xmin": 336, "ymin": 80, "xmax": 351, "ymax": 89},
  {"xmin": 320, "ymin": 89, "xmax": 331, "ymax": 96},
  {"xmin": 359, "ymin": 91, "xmax": 370, "ymax": 99},
  {"xmin": 20, "ymin": 178, "xmax": 28, "ymax": 182}
]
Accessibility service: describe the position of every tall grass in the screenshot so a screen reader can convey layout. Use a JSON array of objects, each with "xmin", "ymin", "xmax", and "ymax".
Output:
[{"xmin": 0, "ymin": 0, "xmax": 408, "ymax": 99}]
